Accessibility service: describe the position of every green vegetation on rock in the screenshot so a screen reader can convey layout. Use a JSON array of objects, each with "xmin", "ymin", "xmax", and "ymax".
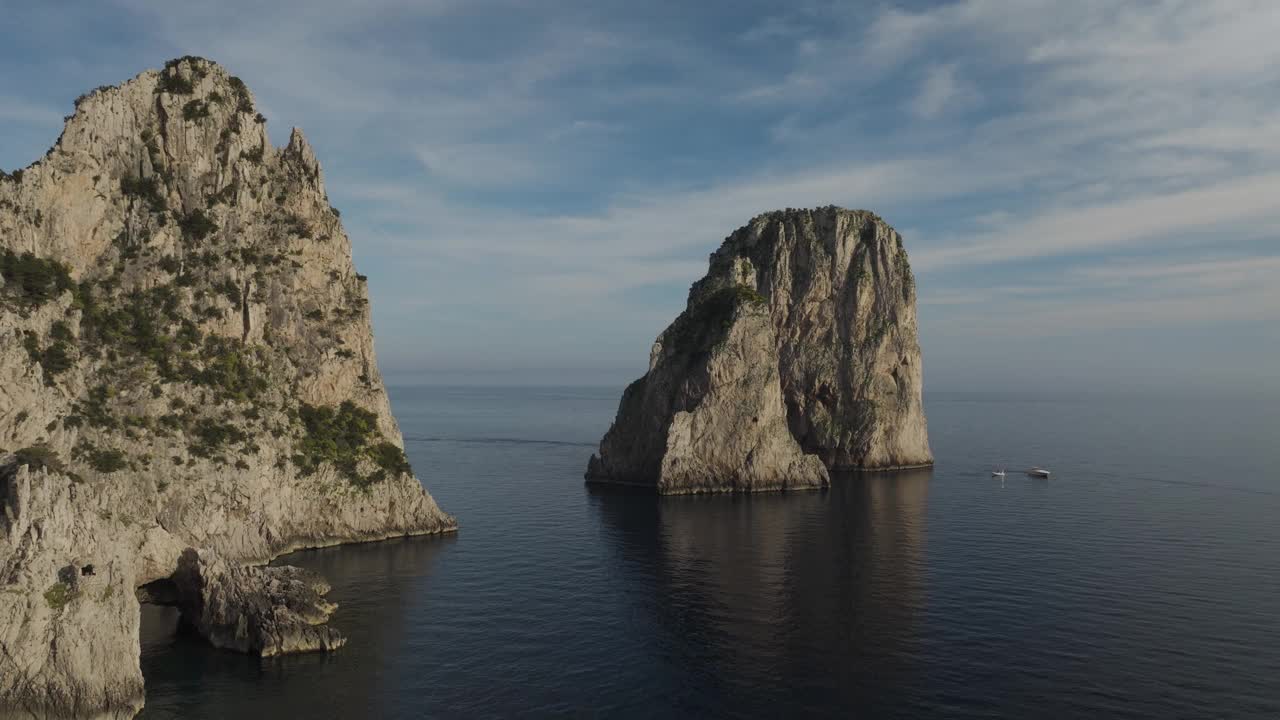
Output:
[
  {"xmin": 194, "ymin": 339, "xmax": 270, "ymax": 402},
  {"xmin": 38, "ymin": 340, "xmax": 74, "ymax": 382},
  {"xmin": 73, "ymin": 85, "xmax": 114, "ymax": 109},
  {"xmin": 44, "ymin": 582, "xmax": 78, "ymax": 611},
  {"xmin": 367, "ymin": 441, "xmax": 412, "ymax": 476},
  {"xmin": 1, "ymin": 249, "xmax": 73, "ymax": 307},
  {"xmin": 215, "ymin": 278, "xmax": 241, "ymax": 305},
  {"xmin": 179, "ymin": 210, "xmax": 218, "ymax": 241},
  {"xmin": 896, "ymin": 244, "xmax": 915, "ymax": 299},
  {"xmin": 156, "ymin": 72, "xmax": 194, "ymax": 95},
  {"xmin": 76, "ymin": 441, "xmax": 130, "ymax": 473},
  {"xmin": 120, "ymin": 175, "xmax": 167, "ymax": 213},
  {"xmin": 227, "ymin": 76, "xmax": 254, "ymax": 113},
  {"xmin": 292, "ymin": 401, "xmax": 412, "ymax": 488},
  {"xmin": 156, "ymin": 56, "xmax": 209, "ymax": 95},
  {"xmin": 664, "ymin": 284, "xmax": 767, "ymax": 352},
  {"xmin": 4, "ymin": 58, "xmax": 439, "ymax": 535},
  {"xmin": 14, "ymin": 445, "xmax": 66, "ymax": 474},
  {"xmin": 182, "ymin": 99, "xmax": 210, "ymax": 121},
  {"xmin": 0, "ymin": 64, "xmax": 454, "ymax": 709},
  {"xmin": 188, "ymin": 418, "xmax": 250, "ymax": 459},
  {"xmin": 72, "ymin": 385, "xmax": 117, "ymax": 429}
]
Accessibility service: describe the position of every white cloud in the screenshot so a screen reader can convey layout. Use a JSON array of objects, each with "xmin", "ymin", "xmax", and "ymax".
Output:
[
  {"xmin": 414, "ymin": 143, "xmax": 543, "ymax": 188},
  {"xmin": 913, "ymin": 172, "xmax": 1280, "ymax": 271},
  {"xmin": 738, "ymin": 16, "xmax": 808, "ymax": 44},
  {"xmin": 1074, "ymin": 254, "xmax": 1280, "ymax": 290},
  {"xmin": 8, "ymin": 0, "xmax": 1279, "ymax": 383},
  {"xmin": 922, "ymin": 252, "xmax": 1280, "ymax": 338},
  {"xmin": 910, "ymin": 63, "xmax": 972, "ymax": 118},
  {"xmin": 1140, "ymin": 118, "xmax": 1280, "ymax": 156}
]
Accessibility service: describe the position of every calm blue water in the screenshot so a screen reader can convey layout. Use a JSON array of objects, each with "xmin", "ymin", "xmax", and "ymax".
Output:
[{"xmin": 139, "ymin": 387, "xmax": 1280, "ymax": 719}]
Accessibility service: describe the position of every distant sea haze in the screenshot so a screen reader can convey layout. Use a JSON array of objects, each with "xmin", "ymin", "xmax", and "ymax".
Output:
[
  {"xmin": 138, "ymin": 386, "xmax": 1280, "ymax": 719},
  {"xmin": 381, "ymin": 370, "xmax": 1280, "ymax": 399}
]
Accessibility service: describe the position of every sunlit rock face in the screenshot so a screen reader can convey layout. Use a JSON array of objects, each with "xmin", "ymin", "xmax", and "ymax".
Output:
[
  {"xmin": 587, "ymin": 207, "xmax": 932, "ymax": 493},
  {"xmin": 0, "ymin": 57, "xmax": 454, "ymax": 718}
]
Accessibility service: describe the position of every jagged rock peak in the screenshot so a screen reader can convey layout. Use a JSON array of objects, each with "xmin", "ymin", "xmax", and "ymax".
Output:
[
  {"xmin": 285, "ymin": 127, "xmax": 324, "ymax": 195},
  {"xmin": 0, "ymin": 57, "xmax": 454, "ymax": 718},
  {"xmin": 587, "ymin": 205, "xmax": 932, "ymax": 494}
]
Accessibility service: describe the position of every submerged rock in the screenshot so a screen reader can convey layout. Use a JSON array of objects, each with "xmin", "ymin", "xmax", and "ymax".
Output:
[
  {"xmin": 587, "ymin": 207, "xmax": 932, "ymax": 493},
  {"xmin": 171, "ymin": 549, "xmax": 345, "ymax": 656},
  {"xmin": 0, "ymin": 57, "xmax": 454, "ymax": 717}
]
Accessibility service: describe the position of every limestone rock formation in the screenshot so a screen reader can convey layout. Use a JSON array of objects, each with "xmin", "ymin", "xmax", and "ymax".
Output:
[
  {"xmin": 585, "ymin": 287, "xmax": 830, "ymax": 494},
  {"xmin": 170, "ymin": 548, "xmax": 345, "ymax": 656},
  {"xmin": 587, "ymin": 207, "xmax": 931, "ymax": 493},
  {"xmin": 0, "ymin": 57, "xmax": 455, "ymax": 718}
]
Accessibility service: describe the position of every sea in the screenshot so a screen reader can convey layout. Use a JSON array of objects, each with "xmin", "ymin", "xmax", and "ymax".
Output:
[{"xmin": 138, "ymin": 386, "xmax": 1280, "ymax": 719}]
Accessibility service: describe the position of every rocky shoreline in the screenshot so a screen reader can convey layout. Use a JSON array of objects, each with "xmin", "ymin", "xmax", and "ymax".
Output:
[{"xmin": 0, "ymin": 57, "xmax": 454, "ymax": 718}]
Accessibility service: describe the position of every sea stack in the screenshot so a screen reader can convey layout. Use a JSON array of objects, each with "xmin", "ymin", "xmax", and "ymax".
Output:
[
  {"xmin": 0, "ymin": 57, "xmax": 454, "ymax": 718},
  {"xmin": 586, "ymin": 206, "xmax": 932, "ymax": 493}
]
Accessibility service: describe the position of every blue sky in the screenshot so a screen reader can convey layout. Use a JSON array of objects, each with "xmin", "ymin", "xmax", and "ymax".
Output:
[{"xmin": 3, "ymin": 1, "xmax": 1278, "ymax": 391}]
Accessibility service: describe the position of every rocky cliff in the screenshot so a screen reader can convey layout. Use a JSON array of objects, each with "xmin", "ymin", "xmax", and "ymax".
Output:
[
  {"xmin": 0, "ymin": 57, "xmax": 455, "ymax": 718},
  {"xmin": 587, "ymin": 207, "xmax": 932, "ymax": 493}
]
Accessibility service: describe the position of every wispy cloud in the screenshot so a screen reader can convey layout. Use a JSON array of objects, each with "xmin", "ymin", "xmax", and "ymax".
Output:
[
  {"xmin": 922, "ymin": 252, "xmax": 1280, "ymax": 340},
  {"xmin": 414, "ymin": 143, "xmax": 544, "ymax": 188},
  {"xmin": 913, "ymin": 173, "xmax": 1280, "ymax": 271},
  {"xmin": 909, "ymin": 64, "xmax": 971, "ymax": 119},
  {"xmin": 2, "ymin": 0, "xmax": 1277, "ymax": 387}
]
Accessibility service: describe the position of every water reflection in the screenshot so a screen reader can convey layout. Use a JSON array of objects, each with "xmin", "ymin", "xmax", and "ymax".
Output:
[
  {"xmin": 138, "ymin": 535, "xmax": 453, "ymax": 720},
  {"xmin": 588, "ymin": 468, "xmax": 931, "ymax": 717}
]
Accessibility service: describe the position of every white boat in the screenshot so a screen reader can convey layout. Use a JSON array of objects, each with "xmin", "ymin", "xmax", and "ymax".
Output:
[
  {"xmin": 1027, "ymin": 467, "xmax": 1051, "ymax": 478},
  {"xmin": 991, "ymin": 470, "xmax": 1006, "ymax": 477}
]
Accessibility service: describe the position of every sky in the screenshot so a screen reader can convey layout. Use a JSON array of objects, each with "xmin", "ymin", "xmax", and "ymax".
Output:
[{"xmin": 2, "ymin": 0, "xmax": 1278, "ymax": 392}]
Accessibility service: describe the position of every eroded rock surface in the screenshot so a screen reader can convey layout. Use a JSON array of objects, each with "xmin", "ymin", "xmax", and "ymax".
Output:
[
  {"xmin": 171, "ymin": 548, "xmax": 345, "ymax": 656},
  {"xmin": 0, "ymin": 463, "xmax": 143, "ymax": 720},
  {"xmin": 586, "ymin": 287, "xmax": 829, "ymax": 494},
  {"xmin": 587, "ymin": 207, "xmax": 932, "ymax": 493},
  {"xmin": 0, "ymin": 57, "xmax": 455, "ymax": 717}
]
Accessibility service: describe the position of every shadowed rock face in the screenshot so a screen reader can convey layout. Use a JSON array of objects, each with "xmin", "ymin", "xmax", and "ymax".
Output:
[
  {"xmin": 587, "ymin": 207, "xmax": 932, "ymax": 493},
  {"xmin": 0, "ymin": 57, "xmax": 454, "ymax": 718},
  {"xmin": 171, "ymin": 548, "xmax": 346, "ymax": 657}
]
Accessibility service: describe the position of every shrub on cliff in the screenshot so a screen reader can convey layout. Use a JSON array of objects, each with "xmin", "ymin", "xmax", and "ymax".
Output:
[
  {"xmin": 156, "ymin": 56, "xmax": 208, "ymax": 95},
  {"xmin": 14, "ymin": 445, "xmax": 67, "ymax": 474},
  {"xmin": 663, "ymin": 284, "xmax": 767, "ymax": 351},
  {"xmin": 292, "ymin": 401, "xmax": 412, "ymax": 487},
  {"xmin": 179, "ymin": 210, "xmax": 218, "ymax": 241},
  {"xmin": 368, "ymin": 441, "xmax": 412, "ymax": 476},
  {"xmin": 182, "ymin": 99, "xmax": 210, "ymax": 121},
  {"xmin": 227, "ymin": 76, "xmax": 254, "ymax": 113},
  {"xmin": 188, "ymin": 418, "xmax": 249, "ymax": 459},
  {"xmin": 43, "ymin": 582, "xmax": 78, "ymax": 611},
  {"xmin": 75, "ymin": 442, "xmax": 130, "ymax": 473},
  {"xmin": 0, "ymin": 249, "xmax": 74, "ymax": 307},
  {"xmin": 39, "ymin": 341, "xmax": 74, "ymax": 383},
  {"xmin": 120, "ymin": 175, "xmax": 167, "ymax": 212},
  {"xmin": 194, "ymin": 341, "xmax": 269, "ymax": 402},
  {"xmin": 156, "ymin": 72, "xmax": 194, "ymax": 95}
]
